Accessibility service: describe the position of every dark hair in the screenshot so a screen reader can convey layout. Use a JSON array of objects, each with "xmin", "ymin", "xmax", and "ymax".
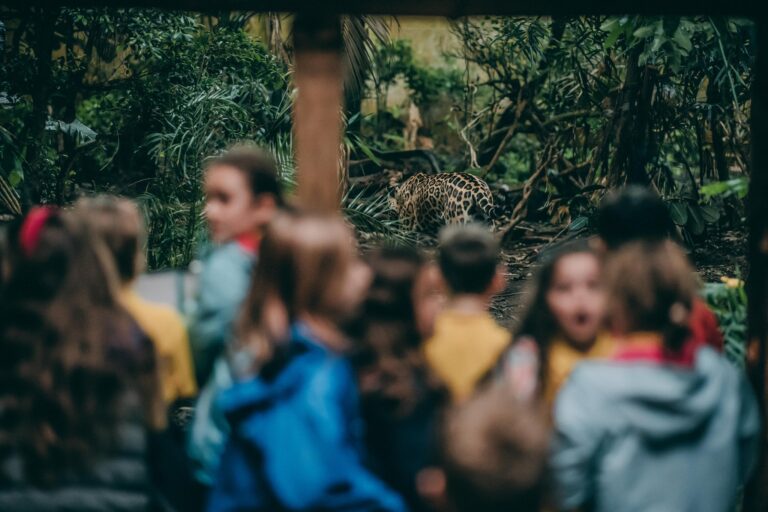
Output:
[
  {"xmin": 350, "ymin": 246, "xmax": 445, "ymax": 417},
  {"xmin": 596, "ymin": 185, "xmax": 674, "ymax": 249},
  {"xmin": 438, "ymin": 224, "xmax": 499, "ymax": 294},
  {"xmin": 440, "ymin": 384, "xmax": 548, "ymax": 512},
  {"xmin": 515, "ymin": 239, "xmax": 596, "ymax": 385},
  {"xmin": 0, "ymin": 211, "xmax": 154, "ymax": 484},
  {"xmin": 74, "ymin": 195, "xmax": 143, "ymax": 283},
  {"xmin": 207, "ymin": 145, "xmax": 284, "ymax": 205},
  {"xmin": 604, "ymin": 241, "xmax": 695, "ymax": 351}
]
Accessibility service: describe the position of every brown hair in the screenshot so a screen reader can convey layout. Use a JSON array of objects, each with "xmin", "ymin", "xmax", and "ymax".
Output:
[
  {"xmin": 0, "ymin": 210, "xmax": 156, "ymax": 484},
  {"xmin": 603, "ymin": 240, "xmax": 697, "ymax": 350},
  {"xmin": 440, "ymin": 384, "xmax": 549, "ymax": 512},
  {"xmin": 206, "ymin": 145, "xmax": 284, "ymax": 205},
  {"xmin": 74, "ymin": 195, "xmax": 144, "ymax": 284},
  {"xmin": 515, "ymin": 239, "xmax": 597, "ymax": 386},
  {"xmin": 438, "ymin": 224, "xmax": 500, "ymax": 295},
  {"xmin": 350, "ymin": 246, "xmax": 446, "ymax": 417},
  {"xmin": 237, "ymin": 210, "xmax": 358, "ymax": 368}
]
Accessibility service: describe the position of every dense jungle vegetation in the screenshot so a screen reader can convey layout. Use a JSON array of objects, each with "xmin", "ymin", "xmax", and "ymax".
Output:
[{"xmin": 0, "ymin": 11, "xmax": 754, "ymax": 269}]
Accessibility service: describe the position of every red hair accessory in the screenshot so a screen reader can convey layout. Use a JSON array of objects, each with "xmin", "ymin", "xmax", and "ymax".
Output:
[{"xmin": 19, "ymin": 206, "xmax": 59, "ymax": 257}]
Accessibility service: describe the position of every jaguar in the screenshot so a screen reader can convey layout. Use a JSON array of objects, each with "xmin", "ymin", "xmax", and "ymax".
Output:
[{"xmin": 389, "ymin": 172, "xmax": 496, "ymax": 234}]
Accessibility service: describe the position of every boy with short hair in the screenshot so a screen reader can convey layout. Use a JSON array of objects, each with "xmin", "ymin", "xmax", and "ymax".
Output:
[
  {"xmin": 595, "ymin": 185, "xmax": 724, "ymax": 352},
  {"xmin": 434, "ymin": 384, "xmax": 548, "ymax": 512},
  {"xmin": 425, "ymin": 224, "xmax": 509, "ymax": 402}
]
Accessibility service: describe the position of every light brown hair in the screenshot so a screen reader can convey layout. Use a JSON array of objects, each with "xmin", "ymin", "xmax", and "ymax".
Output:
[
  {"xmin": 238, "ymin": 210, "xmax": 359, "ymax": 367},
  {"xmin": 74, "ymin": 195, "xmax": 144, "ymax": 284},
  {"xmin": 440, "ymin": 384, "xmax": 549, "ymax": 512},
  {"xmin": 604, "ymin": 240, "xmax": 697, "ymax": 350}
]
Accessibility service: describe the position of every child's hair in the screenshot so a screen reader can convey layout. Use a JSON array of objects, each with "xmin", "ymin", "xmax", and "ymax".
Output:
[
  {"xmin": 515, "ymin": 239, "xmax": 596, "ymax": 384},
  {"xmin": 238, "ymin": 210, "xmax": 357, "ymax": 367},
  {"xmin": 438, "ymin": 224, "xmax": 500, "ymax": 294},
  {"xmin": 351, "ymin": 246, "xmax": 445, "ymax": 417},
  {"xmin": 440, "ymin": 384, "xmax": 548, "ymax": 512},
  {"xmin": 74, "ymin": 195, "xmax": 144, "ymax": 284},
  {"xmin": 0, "ymin": 208, "xmax": 153, "ymax": 483},
  {"xmin": 206, "ymin": 145, "xmax": 284, "ymax": 205},
  {"xmin": 596, "ymin": 185, "xmax": 674, "ymax": 249},
  {"xmin": 604, "ymin": 240, "xmax": 696, "ymax": 351}
]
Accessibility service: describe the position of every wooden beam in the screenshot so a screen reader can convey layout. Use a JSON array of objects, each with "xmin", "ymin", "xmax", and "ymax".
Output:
[
  {"xmin": 1, "ymin": 0, "xmax": 762, "ymax": 16},
  {"xmin": 744, "ymin": 15, "xmax": 768, "ymax": 512},
  {"xmin": 293, "ymin": 12, "xmax": 344, "ymax": 213}
]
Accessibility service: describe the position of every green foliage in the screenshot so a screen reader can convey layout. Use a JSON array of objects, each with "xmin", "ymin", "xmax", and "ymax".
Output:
[
  {"xmin": 703, "ymin": 279, "xmax": 748, "ymax": 366},
  {"xmin": 364, "ymin": 39, "xmax": 463, "ymax": 152},
  {"xmin": 343, "ymin": 187, "xmax": 416, "ymax": 248},
  {"xmin": 700, "ymin": 177, "xmax": 749, "ymax": 200},
  {"xmin": 2, "ymin": 8, "xmax": 290, "ymax": 268},
  {"xmin": 445, "ymin": 15, "xmax": 752, "ymax": 229}
]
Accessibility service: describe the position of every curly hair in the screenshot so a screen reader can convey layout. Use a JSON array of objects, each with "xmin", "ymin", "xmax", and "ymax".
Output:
[{"xmin": 0, "ymin": 210, "xmax": 154, "ymax": 485}]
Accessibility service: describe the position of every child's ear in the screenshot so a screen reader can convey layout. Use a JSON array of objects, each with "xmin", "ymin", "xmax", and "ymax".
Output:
[
  {"xmin": 416, "ymin": 467, "xmax": 448, "ymax": 510},
  {"xmin": 254, "ymin": 193, "xmax": 278, "ymax": 211},
  {"xmin": 489, "ymin": 265, "xmax": 507, "ymax": 296}
]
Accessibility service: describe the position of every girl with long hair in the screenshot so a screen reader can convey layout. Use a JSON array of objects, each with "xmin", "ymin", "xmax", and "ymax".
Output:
[
  {"xmin": 207, "ymin": 211, "xmax": 405, "ymax": 512},
  {"xmin": 0, "ymin": 208, "xmax": 164, "ymax": 510},
  {"xmin": 502, "ymin": 239, "xmax": 610, "ymax": 406},
  {"xmin": 350, "ymin": 246, "xmax": 447, "ymax": 512}
]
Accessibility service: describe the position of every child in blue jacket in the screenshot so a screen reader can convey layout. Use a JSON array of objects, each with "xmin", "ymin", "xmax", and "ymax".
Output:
[{"xmin": 208, "ymin": 211, "xmax": 405, "ymax": 512}]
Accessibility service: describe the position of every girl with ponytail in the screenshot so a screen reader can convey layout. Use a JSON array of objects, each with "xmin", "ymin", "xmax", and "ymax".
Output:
[{"xmin": 551, "ymin": 240, "xmax": 760, "ymax": 512}]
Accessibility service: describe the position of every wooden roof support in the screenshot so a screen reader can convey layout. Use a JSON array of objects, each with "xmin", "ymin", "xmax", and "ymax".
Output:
[
  {"xmin": 293, "ymin": 12, "xmax": 344, "ymax": 213},
  {"xmin": 745, "ymin": 17, "xmax": 768, "ymax": 512},
  {"xmin": 3, "ymin": 0, "xmax": 762, "ymax": 16}
]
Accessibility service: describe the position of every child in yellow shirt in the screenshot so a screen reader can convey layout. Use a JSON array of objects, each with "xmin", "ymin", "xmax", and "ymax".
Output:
[
  {"xmin": 75, "ymin": 196, "xmax": 197, "ymax": 405},
  {"xmin": 425, "ymin": 224, "xmax": 509, "ymax": 402}
]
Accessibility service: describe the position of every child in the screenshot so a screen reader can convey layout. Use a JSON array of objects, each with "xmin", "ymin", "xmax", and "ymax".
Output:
[
  {"xmin": 75, "ymin": 195, "xmax": 197, "ymax": 407},
  {"xmin": 502, "ymin": 240, "xmax": 610, "ymax": 406},
  {"xmin": 208, "ymin": 211, "xmax": 405, "ymax": 512},
  {"xmin": 596, "ymin": 185, "xmax": 724, "ymax": 351},
  {"xmin": 427, "ymin": 383, "xmax": 549, "ymax": 512},
  {"xmin": 187, "ymin": 146, "xmax": 284, "ymax": 494},
  {"xmin": 0, "ymin": 208, "xmax": 165, "ymax": 509},
  {"xmin": 425, "ymin": 224, "xmax": 509, "ymax": 402},
  {"xmin": 552, "ymin": 241, "xmax": 760, "ymax": 512},
  {"xmin": 190, "ymin": 145, "xmax": 284, "ymax": 386},
  {"xmin": 351, "ymin": 246, "xmax": 448, "ymax": 512}
]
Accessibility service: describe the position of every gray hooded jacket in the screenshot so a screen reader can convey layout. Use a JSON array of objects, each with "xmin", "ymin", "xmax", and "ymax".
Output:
[{"xmin": 552, "ymin": 347, "xmax": 760, "ymax": 512}]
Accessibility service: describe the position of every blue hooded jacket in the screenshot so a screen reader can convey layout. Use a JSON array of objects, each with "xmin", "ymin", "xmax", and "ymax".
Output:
[
  {"xmin": 207, "ymin": 324, "xmax": 406, "ymax": 512},
  {"xmin": 552, "ymin": 346, "xmax": 760, "ymax": 512}
]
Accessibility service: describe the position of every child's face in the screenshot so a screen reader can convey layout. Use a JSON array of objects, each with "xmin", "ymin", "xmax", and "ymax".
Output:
[
  {"xmin": 545, "ymin": 252, "xmax": 604, "ymax": 348},
  {"xmin": 204, "ymin": 165, "xmax": 275, "ymax": 243},
  {"xmin": 412, "ymin": 263, "xmax": 445, "ymax": 340}
]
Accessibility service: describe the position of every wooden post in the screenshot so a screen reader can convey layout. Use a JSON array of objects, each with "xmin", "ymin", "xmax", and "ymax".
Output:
[
  {"xmin": 293, "ymin": 12, "xmax": 344, "ymax": 213},
  {"xmin": 745, "ymin": 15, "xmax": 768, "ymax": 512}
]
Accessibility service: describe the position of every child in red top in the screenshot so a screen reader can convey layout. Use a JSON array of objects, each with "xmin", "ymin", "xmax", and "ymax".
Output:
[{"xmin": 595, "ymin": 185, "xmax": 724, "ymax": 352}]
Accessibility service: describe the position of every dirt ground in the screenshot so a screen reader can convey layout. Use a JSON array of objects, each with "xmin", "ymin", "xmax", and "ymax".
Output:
[{"xmin": 488, "ymin": 222, "xmax": 748, "ymax": 329}]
